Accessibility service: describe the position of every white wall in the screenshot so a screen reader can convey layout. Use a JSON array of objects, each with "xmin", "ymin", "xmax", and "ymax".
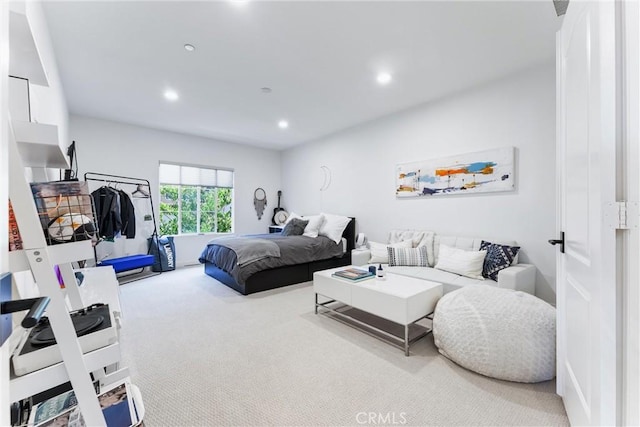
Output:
[
  {"xmin": 282, "ymin": 64, "xmax": 557, "ymax": 303},
  {"xmin": 70, "ymin": 115, "xmax": 282, "ymax": 266},
  {"xmin": 23, "ymin": 1, "xmax": 69, "ymax": 154}
]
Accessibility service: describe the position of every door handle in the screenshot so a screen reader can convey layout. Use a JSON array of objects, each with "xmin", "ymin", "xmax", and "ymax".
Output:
[{"xmin": 548, "ymin": 231, "xmax": 565, "ymax": 254}]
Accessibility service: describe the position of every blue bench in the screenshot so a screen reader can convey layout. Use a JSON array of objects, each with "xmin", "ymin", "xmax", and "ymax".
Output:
[{"xmin": 98, "ymin": 254, "xmax": 155, "ymax": 273}]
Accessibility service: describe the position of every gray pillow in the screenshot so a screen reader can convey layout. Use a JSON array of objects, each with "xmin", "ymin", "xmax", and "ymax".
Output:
[{"xmin": 281, "ymin": 218, "xmax": 309, "ymax": 236}]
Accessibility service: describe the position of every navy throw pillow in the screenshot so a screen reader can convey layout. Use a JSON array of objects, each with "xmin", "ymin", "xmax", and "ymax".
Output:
[{"xmin": 479, "ymin": 240, "xmax": 521, "ymax": 281}]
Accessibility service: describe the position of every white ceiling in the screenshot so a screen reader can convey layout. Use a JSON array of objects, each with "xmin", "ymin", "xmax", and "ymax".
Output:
[{"xmin": 42, "ymin": 1, "xmax": 559, "ymax": 150}]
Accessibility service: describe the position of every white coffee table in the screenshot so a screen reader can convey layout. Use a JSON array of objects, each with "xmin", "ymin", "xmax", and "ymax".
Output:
[{"xmin": 313, "ymin": 266, "xmax": 443, "ymax": 356}]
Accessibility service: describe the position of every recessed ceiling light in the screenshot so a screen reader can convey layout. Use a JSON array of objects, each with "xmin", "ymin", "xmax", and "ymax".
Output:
[
  {"xmin": 164, "ymin": 89, "xmax": 179, "ymax": 101},
  {"xmin": 230, "ymin": 0, "xmax": 249, "ymax": 6},
  {"xmin": 376, "ymin": 72, "xmax": 393, "ymax": 85},
  {"xmin": 278, "ymin": 120, "xmax": 289, "ymax": 129},
  {"xmin": 184, "ymin": 44, "xmax": 195, "ymax": 52}
]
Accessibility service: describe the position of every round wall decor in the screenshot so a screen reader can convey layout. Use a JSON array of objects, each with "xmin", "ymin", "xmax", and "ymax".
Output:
[{"xmin": 254, "ymin": 188, "xmax": 267, "ymax": 220}]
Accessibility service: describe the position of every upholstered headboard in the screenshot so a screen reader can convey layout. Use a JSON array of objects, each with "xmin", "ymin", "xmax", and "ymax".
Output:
[{"xmin": 343, "ymin": 217, "xmax": 356, "ymax": 252}]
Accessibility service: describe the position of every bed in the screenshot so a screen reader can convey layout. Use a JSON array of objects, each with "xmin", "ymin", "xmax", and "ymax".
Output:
[{"xmin": 199, "ymin": 217, "xmax": 356, "ymax": 295}]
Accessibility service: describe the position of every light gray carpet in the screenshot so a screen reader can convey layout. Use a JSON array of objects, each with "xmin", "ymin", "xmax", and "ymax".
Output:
[{"xmin": 117, "ymin": 266, "xmax": 569, "ymax": 426}]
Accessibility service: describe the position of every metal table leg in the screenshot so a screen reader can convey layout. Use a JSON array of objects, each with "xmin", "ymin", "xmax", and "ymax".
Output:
[
  {"xmin": 404, "ymin": 324, "xmax": 409, "ymax": 356},
  {"xmin": 315, "ymin": 298, "xmax": 430, "ymax": 357}
]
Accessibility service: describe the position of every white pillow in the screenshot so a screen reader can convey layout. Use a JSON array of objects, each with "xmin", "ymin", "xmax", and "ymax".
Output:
[
  {"xmin": 368, "ymin": 239, "xmax": 412, "ymax": 264},
  {"xmin": 434, "ymin": 245, "xmax": 487, "ymax": 280},
  {"xmin": 303, "ymin": 214, "xmax": 325, "ymax": 238},
  {"xmin": 285, "ymin": 212, "xmax": 325, "ymax": 238},
  {"xmin": 318, "ymin": 213, "xmax": 351, "ymax": 244}
]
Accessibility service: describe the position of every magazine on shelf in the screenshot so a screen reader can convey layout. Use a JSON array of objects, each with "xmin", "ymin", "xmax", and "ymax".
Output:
[
  {"xmin": 332, "ymin": 267, "xmax": 374, "ymax": 281},
  {"xmin": 28, "ymin": 381, "xmax": 140, "ymax": 427},
  {"xmin": 8, "ymin": 200, "xmax": 23, "ymax": 251}
]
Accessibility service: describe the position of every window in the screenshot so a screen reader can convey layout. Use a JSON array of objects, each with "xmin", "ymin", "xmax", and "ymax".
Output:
[{"xmin": 159, "ymin": 163, "xmax": 234, "ymax": 235}]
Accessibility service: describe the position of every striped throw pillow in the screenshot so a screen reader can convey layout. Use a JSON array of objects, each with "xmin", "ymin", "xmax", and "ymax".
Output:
[{"xmin": 387, "ymin": 245, "xmax": 429, "ymax": 267}]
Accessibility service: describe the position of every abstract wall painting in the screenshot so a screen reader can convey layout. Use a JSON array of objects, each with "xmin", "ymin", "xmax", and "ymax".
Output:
[{"xmin": 396, "ymin": 147, "xmax": 515, "ymax": 198}]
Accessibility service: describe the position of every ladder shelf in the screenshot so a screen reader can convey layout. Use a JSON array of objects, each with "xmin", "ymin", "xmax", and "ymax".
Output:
[{"xmin": 7, "ymin": 120, "xmax": 123, "ymax": 425}]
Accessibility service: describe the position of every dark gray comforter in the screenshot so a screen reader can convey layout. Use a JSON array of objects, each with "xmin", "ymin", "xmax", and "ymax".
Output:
[
  {"xmin": 209, "ymin": 236, "xmax": 280, "ymax": 266},
  {"xmin": 198, "ymin": 234, "xmax": 344, "ymax": 285}
]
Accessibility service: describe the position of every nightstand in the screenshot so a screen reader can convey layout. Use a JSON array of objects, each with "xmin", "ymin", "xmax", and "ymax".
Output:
[{"xmin": 269, "ymin": 225, "xmax": 284, "ymax": 233}]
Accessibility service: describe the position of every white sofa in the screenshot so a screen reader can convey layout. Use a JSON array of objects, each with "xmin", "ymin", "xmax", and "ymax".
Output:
[{"xmin": 352, "ymin": 230, "xmax": 536, "ymax": 295}]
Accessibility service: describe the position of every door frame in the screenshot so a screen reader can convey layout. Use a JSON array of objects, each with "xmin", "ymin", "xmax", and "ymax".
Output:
[{"xmin": 622, "ymin": 1, "xmax": 640, "ymax": 425}]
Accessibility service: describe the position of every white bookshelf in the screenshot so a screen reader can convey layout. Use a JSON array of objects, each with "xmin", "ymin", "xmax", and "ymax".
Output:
[
  {"xmin": 4, "ymin": 5, "xmax": 143, "ymax": 425},
  {"xmin": 8, "ymin": 127, "xmax": 108, "ymax": 425}
]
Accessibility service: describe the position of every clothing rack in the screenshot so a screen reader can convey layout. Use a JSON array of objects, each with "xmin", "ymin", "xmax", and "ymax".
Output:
[{"xmin": 84, "ymin": 172, "xmax": 160, "ymax": 281}]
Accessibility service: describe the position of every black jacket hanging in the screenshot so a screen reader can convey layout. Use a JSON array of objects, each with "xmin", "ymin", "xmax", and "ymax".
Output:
[
  {"xmin": 118, "ymin": 190, "xmax": 136, "ymax": 238},
  {"xmin": 91, "ymin": 187, "xmax": 122, "ymax": 239}
]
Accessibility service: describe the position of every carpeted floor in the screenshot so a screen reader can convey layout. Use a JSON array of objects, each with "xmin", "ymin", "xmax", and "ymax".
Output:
[{"xmin": 117, "ymin": 266, "xmax": 569, "ymax": 426}]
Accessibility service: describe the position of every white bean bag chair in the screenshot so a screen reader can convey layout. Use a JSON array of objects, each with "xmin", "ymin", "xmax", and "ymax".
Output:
[{"xmin": 432, "ymin": 285, "xmax": 556, "ymax": 383}]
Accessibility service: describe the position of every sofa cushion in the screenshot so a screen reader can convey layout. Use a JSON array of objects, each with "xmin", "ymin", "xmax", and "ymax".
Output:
[
  {"xmin": 434, "ymin": 245, "xmax": 487, "ymax": 280},
  {"xmin": 388, "ymin": 266, "xmax": 463, "ymax": 284},
  {"xmin": 434, "ymin": 235, "xmax": 519, "ymax": 265},
  {"xmin": 480, "ymin": 240, "xmax": 521, "ymax": 281},
  {"xmin": 388, "ymin": 266, "xmax": 498, "ymax": 294},
  {"xmin": 451, "ymin": 274, "xmax": 497, "ymax": 287},
  {"xmin": 387, "ymin": 246, "xmax": 429, "ymax": 267},
  {"xmin": 368, "ymin": 239, "xmax": 412, "ymax": 264},
  {"xmin": 388, "ymin": 230, "xmax": 436, "ymax": 266}
]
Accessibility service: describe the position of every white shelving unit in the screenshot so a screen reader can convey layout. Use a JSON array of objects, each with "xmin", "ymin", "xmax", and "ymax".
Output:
[
  {"xmin": 8, "ymin": 124, "xmax": 110, "ymax": 426},
  {"xmin": 6, "ymin": 102, "xmax": 144, "ymax": 427},
  {"xmin": 8, "ymin": 250, "xmax": 127, "ymax": 405},
  {"xmin": 4, "ymin": 5, "xmax": 142, "ymax": 425}
]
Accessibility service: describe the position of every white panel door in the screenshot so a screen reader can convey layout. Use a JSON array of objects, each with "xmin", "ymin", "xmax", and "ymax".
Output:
[{"xmin": 556, "ymin": 1, "xmax": 618, "ymax": 425}]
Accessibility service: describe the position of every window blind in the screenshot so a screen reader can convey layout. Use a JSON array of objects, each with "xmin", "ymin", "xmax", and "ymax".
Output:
[{"xmin": 159, "ymin": 163, "xmax": 234, "ymax": 188}]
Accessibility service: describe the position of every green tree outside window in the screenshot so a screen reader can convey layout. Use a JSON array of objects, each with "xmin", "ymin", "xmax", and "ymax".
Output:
[{"xmin": 159, "ymin": 183, "xmax": 233, "ymax": 235}]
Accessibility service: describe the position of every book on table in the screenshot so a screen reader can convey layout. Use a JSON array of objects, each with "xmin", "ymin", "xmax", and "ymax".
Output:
[{"xmin": 332, "ymin": 267, "xmax": 374, "ymax": 281}]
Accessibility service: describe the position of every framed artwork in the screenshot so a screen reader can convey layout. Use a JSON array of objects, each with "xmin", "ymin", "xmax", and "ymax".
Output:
[{"xmin": 396, "ymin": 147, "xmax": 515, "ymax": 198}]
